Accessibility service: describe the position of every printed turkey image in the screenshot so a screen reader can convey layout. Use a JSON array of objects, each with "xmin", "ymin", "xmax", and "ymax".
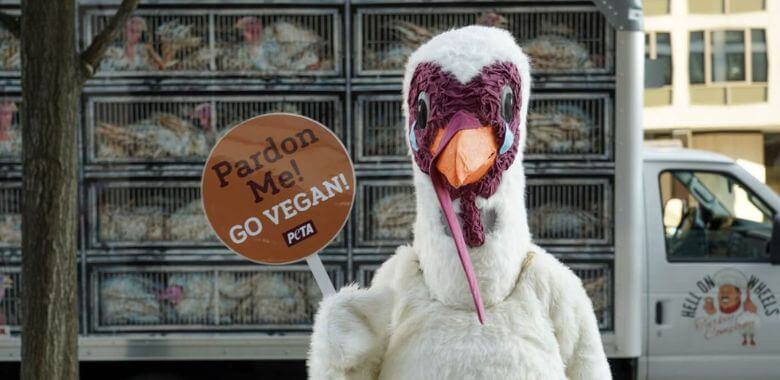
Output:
[
  {"xmin": 526, "ymin": 103, "xmax": 596, "ymax": 154},
  {"xmin": 0, "ymin": 101, "xmax": 20, "ymax": 160},
  {"xmin": 0, "ymin": 214, "xmax": 21, "ymax": 245},
  {"xmin": 0, "ymin": 274, "xmax": 19, "ymax": 327},
  {"xmin": 99, "ymin": 274, "xmax": 163, "ymax": 325},
  {"xmin": 363, "ymin": 13, "xmax": 506, "ymax": 72},
  {"xmin": 582, "ymin": 272, "xmax": 609, "ymax": 320},
  {"xmin": 0, "ymin": 185, "xmax": 21, "ymax": 246},
  {"xmin": 100, "ymin": 16, "xmax": 210, "ymax": 72},
  {"xmin": 167, "ymin": 199, "xmax": 219, "ymax": 242},
  {"xmin": 217, "ymin": 102, "xmax": 301, "ymax": 133},
  {"xmin": 523, "ymin": 36, "xmax": 593, "ymax": 71},
  {"xmin": 217, "ymin": 17, "xmax": 332, "ymax": 73},
  {"xmin": 364, "ymin": 104, "xmax": 406, "ymax": 157},
  {"xmin": 0, "ymin": 28, "xmax": 19, "ymax": 71},
  {"xmin": 361, "ymin": 12, "xmax": 596, "ymax": 73},
  {"xmin": 528, "ymin": 203, "xmax": 601, "ymax": 241},
  {"xmin": 99, "ymin": 202, "xmax": 166, "ymax": 242},
  {"xmin": 369, "ymin": 190, "xmax": 416, "ymax": 242},
  {"xmin": 95, "ymin": 107, "xmax": 213, "ymax": 161},
  {"xmin": 230, "ymin": 272, "xmax": 310, "ymax": 325},
  {"xmin": 160, "ymin": 273, "xmax": 217, "ymax": 324},
  {"xmin": 98, "ymin": 187, "xmax": 216, "ymax": 244}
]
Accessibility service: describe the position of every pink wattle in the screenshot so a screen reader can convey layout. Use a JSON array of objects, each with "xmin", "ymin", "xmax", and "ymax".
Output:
[{"xmin": 431, "ymin": 170, "xmax": 486, "ymax": 325}]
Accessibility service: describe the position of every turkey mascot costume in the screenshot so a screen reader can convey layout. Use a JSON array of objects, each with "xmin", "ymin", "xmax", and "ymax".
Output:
[{"xmin": 308, "ymin": 26, "xmax": 611, "ymax": 380}]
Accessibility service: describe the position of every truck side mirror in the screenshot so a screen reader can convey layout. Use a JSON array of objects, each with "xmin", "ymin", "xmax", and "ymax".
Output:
[{"xmin": 770, "ymin": 214, "xmax": 780, "ymax": 265}]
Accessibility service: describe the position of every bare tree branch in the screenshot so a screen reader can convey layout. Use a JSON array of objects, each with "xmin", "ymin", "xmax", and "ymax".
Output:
[
  {"xmin": 79, "ymin": 0, "xmax": 140, "ymax": 81},
  {"xmin": 0, "ymin": 12, "xmax": 20, "ymax": 39}
]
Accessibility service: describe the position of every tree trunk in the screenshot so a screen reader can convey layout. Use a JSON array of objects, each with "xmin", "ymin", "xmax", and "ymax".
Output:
[{"xmin": 20, "ymin": 0, "xmax": 80, "ymax": 378}]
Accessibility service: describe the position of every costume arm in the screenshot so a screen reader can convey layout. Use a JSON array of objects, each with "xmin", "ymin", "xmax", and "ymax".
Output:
[
  {"xmin": 307, "ymin": 255, "xmax": 399, "ymax": 380},
  {"xmin": 549, "ymin": 267, "xmax": 612, "ymax": 380}
]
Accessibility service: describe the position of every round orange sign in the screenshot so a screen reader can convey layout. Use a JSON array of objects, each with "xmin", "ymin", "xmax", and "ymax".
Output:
[{"xmin": 201, "ymin": 113, "xmax": 355, "ymax": 265}]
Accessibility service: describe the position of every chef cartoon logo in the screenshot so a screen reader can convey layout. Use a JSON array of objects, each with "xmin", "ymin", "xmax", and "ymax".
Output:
[{"xmin": 681, "ymin": 269, "xmax": 779, "ymax": 346}]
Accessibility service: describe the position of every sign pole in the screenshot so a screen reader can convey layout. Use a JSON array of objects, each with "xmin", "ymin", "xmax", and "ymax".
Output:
[{"xmin": 305, "ymin": 253, "xmax": 336, "ymax": 297}]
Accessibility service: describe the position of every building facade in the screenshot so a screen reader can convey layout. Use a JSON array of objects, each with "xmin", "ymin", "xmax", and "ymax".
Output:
[{"xmin": 643, "ymin": 0, "xmax": 780, "ymax": 192}]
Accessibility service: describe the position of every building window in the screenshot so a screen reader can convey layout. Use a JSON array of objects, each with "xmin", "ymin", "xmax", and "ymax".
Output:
[
  {"xmin": 644, "ymin": 0, "xmax": 670, "ymax": 16},
  {"xmin": 752, "ymin": 30, "xmax": 768, "ymax": 82},
  {"xmin": 645, "ymin": 31, "xmax": 672, "ymax": 106},
  {"xmin": 689, "ymin": 29, "xmax": 768, "ymax": 105},
  {"xmin": 646, "ymin": 32, "xmax": 673, "ymax": 86},
  {"xmin": 688, "ymin": 0, "xmax": 765, "ymax": 14},
  {"xmin": 690, "ymin": 31, "xmax": 705, "ymax": 84},
  {"xmin": 711, "ymin": 30, "xmax": 745, "ymax": 82}
]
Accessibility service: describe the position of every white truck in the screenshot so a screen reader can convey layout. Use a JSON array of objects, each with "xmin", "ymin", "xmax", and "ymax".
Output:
[{"xmin": 638, "ymin": 147, "xmax": 780, "ymax": 380}]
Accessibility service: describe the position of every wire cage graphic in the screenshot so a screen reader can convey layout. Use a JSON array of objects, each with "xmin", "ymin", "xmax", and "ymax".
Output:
[
  {"xmin": 355, "ymin": 5, "xmax": 613, "ymax": 77},
  {"xmin": 0, "ymin": 1, "xmax": 627, "ymax": 342},
  {"xmin": 88, "ymin": 180, "xmax": 218, "ymax": 248},
  {"xmin": 526, "ymin": 92, "xmax": 613, "ymax": 160},
  {"xmin": 356, "ymin": 178, "xmax": 416, "ymax": 248},
  {"xmin": 526, "ymin": 177, "xmax": 613, "ymax": 246},
  {"xmin": 0, "ymin": 181, "xmax": 21, "ymax": 249},
  {"xmin": 213, "ymin": 9, "xmax": 340, "ymax": 77},
  {"xmin": 0, "ymin": 7, "xmax": 20, "ymax": 77},
  {"xmin": 354, "ymin": 93, "xmax": 408, "ymax": 163},
  {"xmin": 81, "ymin": 7, "xmax": 341, "ymax": 78},
  {"xmin": 569, "ymin": 262, "xmax": 613, "ymax": 330},
  {"xmin": 90, "ymin": 263, "xmax": 345, "ymax": 332},
  {"xmin": 85, "ymin": 94, "xmax": 344, "ymax": 165},
  {"xmin": 87, "ymin": 179, "xmax": 345, "ymax": 250},
  {"xmin": 0, "ymin": 94, "xmax": 21, "ymax": 164},
  {"xmin": 0, "ymin": 265, "xmax": 20, "ymax": 334}
]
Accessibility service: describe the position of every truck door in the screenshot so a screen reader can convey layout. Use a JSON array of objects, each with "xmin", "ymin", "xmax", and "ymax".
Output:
[{"xmin": 644, "ymin": 163, "xmax": 780, "ymax": 380}]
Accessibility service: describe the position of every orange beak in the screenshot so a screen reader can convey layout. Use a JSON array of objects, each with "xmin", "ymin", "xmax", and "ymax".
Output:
[{"xmin": 430, "ymin": 125, "xmax": 498, "ymax": 188}]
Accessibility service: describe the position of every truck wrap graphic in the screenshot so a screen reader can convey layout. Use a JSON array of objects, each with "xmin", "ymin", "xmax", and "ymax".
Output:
[{"xmin": 682, "ymin": 268, "xmax": 779, "ymax": 346}]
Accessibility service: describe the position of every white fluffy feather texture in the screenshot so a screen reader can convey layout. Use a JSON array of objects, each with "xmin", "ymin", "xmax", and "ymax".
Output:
[{"xmin": 308, "ymin": 25, "xmax": 610, "ymax": 380}]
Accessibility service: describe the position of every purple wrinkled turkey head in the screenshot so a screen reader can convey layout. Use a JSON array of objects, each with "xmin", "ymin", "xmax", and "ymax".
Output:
[
  {"xmin": 402, "ymin": 26, "xmax": 531, "ymax": 324},
  {"xmin": 408, "ymin": 61, "xmax": 522, "ymax": 247}
]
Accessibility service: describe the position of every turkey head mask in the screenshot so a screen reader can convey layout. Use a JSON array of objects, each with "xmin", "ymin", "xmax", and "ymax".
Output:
[{"xmin": 403, "ymin": 26, "xmax": 531, "ymax": 324}]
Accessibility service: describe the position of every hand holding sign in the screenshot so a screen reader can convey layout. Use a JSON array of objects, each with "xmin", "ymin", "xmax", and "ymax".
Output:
[{"xmin": 201, "ymin": 114, "xmax": 355, "ymax": 296}]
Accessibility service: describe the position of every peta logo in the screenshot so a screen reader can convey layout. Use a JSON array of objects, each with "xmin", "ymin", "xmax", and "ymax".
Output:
[{"xmin": 284, "ymin": 220, "xmax": 318, "ymax": 247}]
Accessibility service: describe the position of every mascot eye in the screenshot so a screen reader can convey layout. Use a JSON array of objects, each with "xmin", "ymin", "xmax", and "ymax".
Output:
[
  {"xmin": 416, "ymin": 91, "xmax": 429, "ymax": 130},
  {"xmin": 500, "ymin": 85, "xmax": 514, "ymax": 123}
]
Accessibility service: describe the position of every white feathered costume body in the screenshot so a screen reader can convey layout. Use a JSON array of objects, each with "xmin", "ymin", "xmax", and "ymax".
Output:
[{"xmin": 308, "ymin": 26, "xmax": 611, "ymax": 380}]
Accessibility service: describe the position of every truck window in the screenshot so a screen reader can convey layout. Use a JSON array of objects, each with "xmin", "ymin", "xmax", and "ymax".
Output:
[{"xmin": 659, "ymin": 170, "xmax": 774, "ymax": 261}]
